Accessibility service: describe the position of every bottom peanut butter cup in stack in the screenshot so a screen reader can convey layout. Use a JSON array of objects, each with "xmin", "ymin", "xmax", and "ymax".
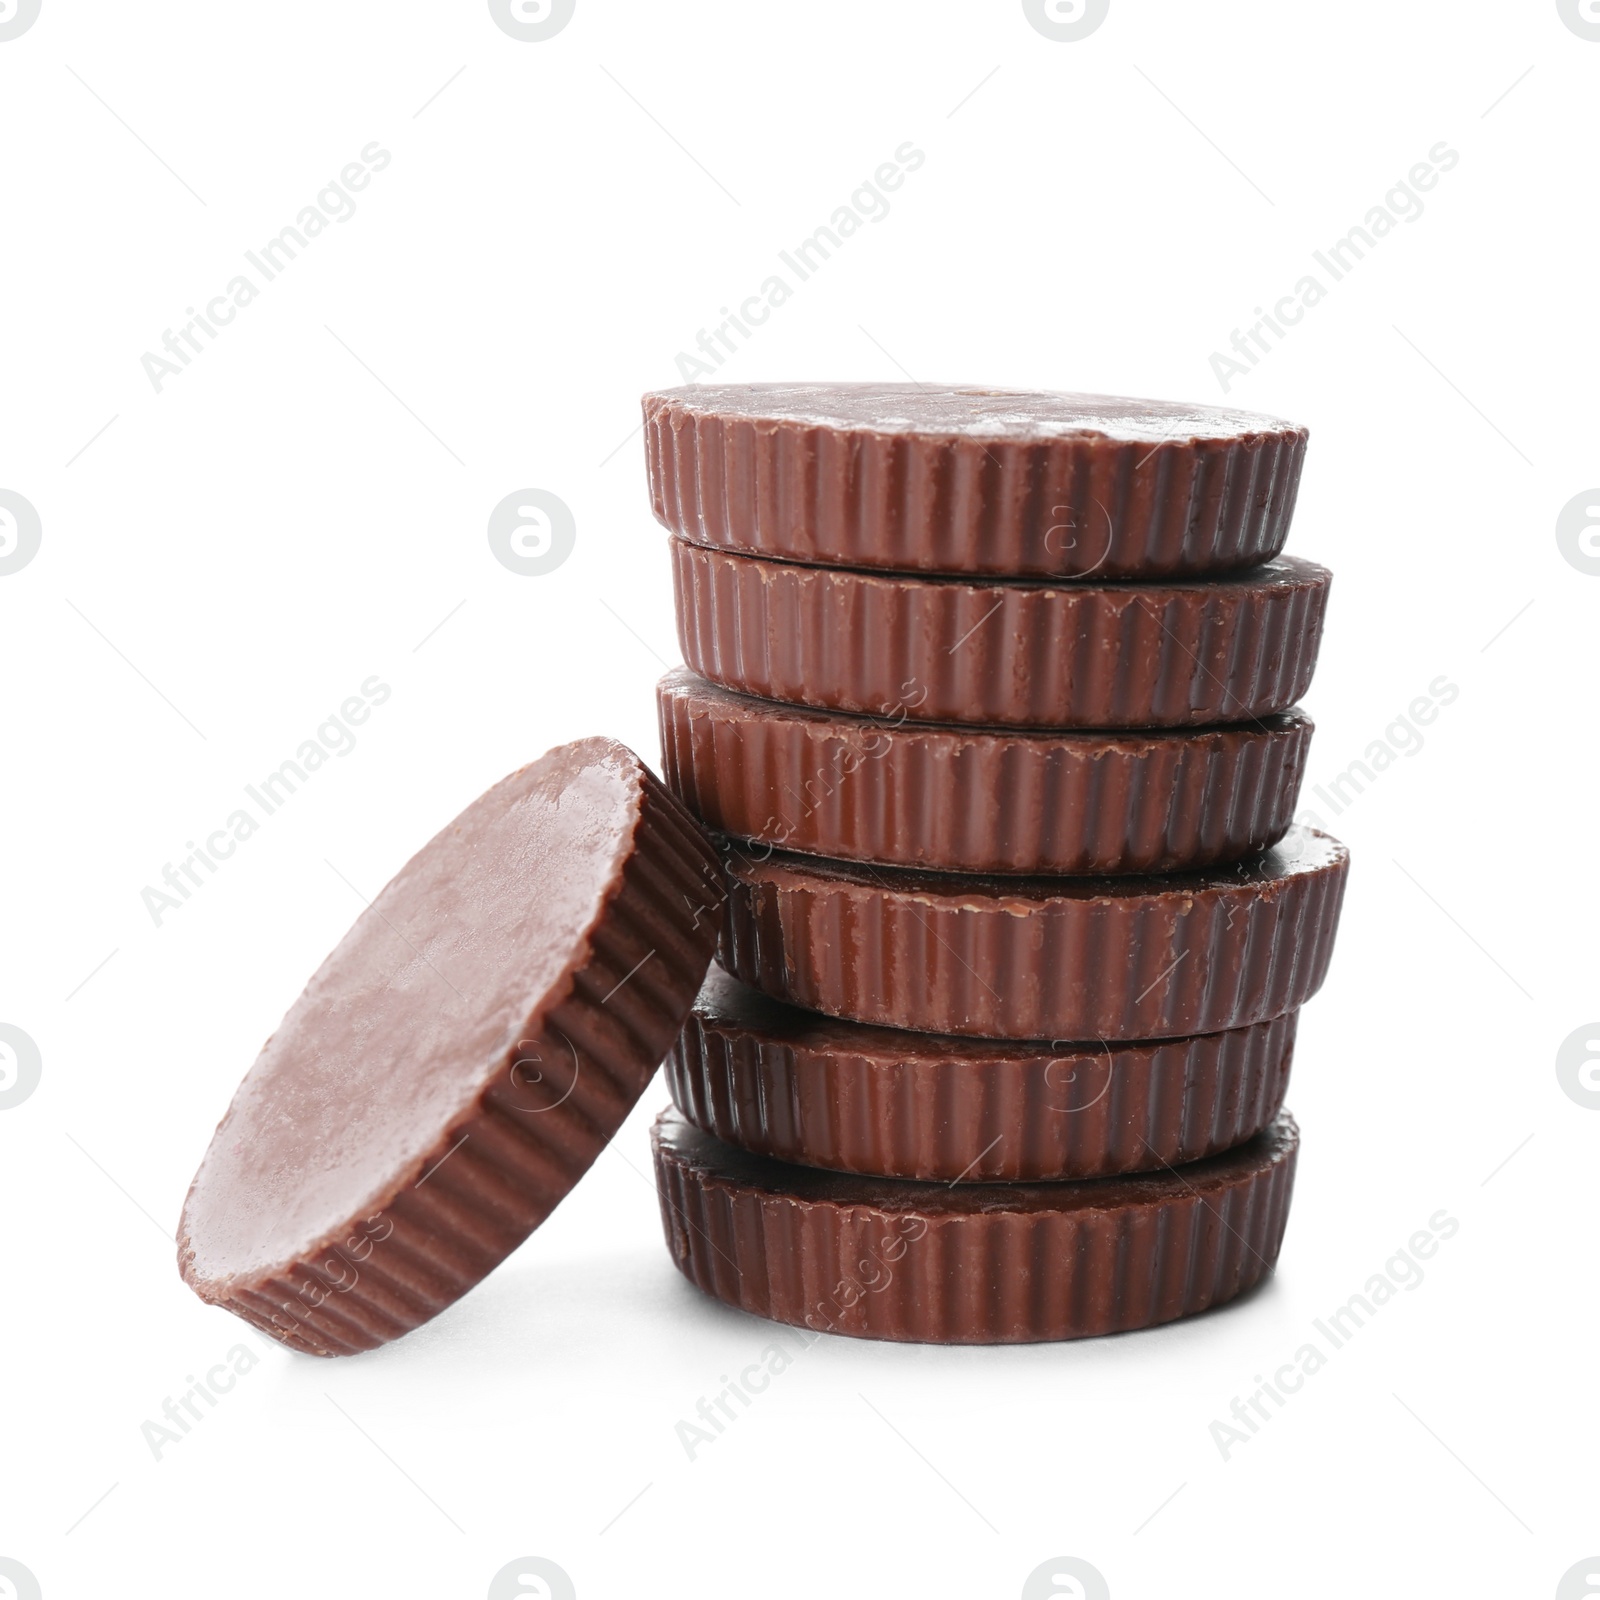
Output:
[{"xmin": 652, "ymin": 1107, "xmax": 1300, "ymax": 1343}]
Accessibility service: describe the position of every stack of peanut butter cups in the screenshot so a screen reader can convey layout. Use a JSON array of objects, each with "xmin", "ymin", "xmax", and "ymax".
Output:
[{"xmin": 642, "ymin": 383, "xmax": 1349, "ymax": 1344}]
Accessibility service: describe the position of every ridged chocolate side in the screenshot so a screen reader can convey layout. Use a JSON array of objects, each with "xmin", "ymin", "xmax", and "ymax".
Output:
[
  {"xmin": 652, "ymin": 1108, "xmax": 1298, "ymax": 1343},
  {"xmin": 666, "ymin": 968, "xmax": 1297, "ymax": 1181},
  {"xmin": 191, "ymin": 772, "xmax": 724, "ymax": 1357},
  {"xmin": 671, "ymin": 540, "xmax": 1330, "ymax": 729},
  {"xmin": 644, "ymin": 394, "xmax": 1308, "ymax": 580},
  {"xmin": 658, "ymin": 668, "xmax": 1312, "ymax": 875},
  {"xmin": 718, "ymin": 828, "xmax": 1349, "ymax": 1041}
]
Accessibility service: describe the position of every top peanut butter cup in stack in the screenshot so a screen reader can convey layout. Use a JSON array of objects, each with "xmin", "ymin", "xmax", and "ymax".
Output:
[{"xmin": 644, "ymin": 382, "xmax": 1308, "ymax": 580}]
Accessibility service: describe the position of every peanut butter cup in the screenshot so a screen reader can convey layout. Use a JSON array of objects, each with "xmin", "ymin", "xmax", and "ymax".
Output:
[
  {"xmin": 178, "ymin": 739, "xmax": 723, "ymax": 1356},
  {"xmin": 718, "ymin": 826, "xmax": 1348, "ymax": 1040},
  {"xmin": 659, "ymin": 668, "xmax": 1311, "ymax": 874},
  {"xmin": 667, "ymin": 967, "xmax": 1296, "ymax": 1182},
  {"xmin": 653, "ymin": 1107, "xmax": 1299, "ymax": 1343},
  {"xmin": 672, "ymin": 540, "xmax": 1330, "ymax": 729},
  {"xmin": 645, "ymin": 382, "xmax": 1307, "ymax": 579}
]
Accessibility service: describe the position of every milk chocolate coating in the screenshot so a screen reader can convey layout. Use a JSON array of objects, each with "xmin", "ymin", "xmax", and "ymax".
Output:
[
  {"xmin": 177, "ymin": 739, "xmax": 723, "ymax": 1356},
  {"xmin": 652, "ymin": 1107, "xmax": 1298, "ymax": 1343},
  {"xmin": 644, "ymin": 383, "xmax": 1308, "ymax": 580},
  {"xmin": 671, "ymin": 539, "xmax": 1330, "ymax": 729},
  {"xmin": 658, "ymin": 668, "xmax": 1312, "ymax": 875},
  {"xmin": 718, "ymin": 826, "xmax": 1348, "ymax": 1040},
  {"xmin": 667, "ymin": 967, "xmax": 1296, "ymax": 1182}
]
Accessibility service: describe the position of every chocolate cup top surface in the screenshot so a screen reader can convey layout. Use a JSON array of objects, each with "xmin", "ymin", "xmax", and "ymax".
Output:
[{"xmin": 645, "ymin": 382, "xmax": 1306, "ymax": 444}]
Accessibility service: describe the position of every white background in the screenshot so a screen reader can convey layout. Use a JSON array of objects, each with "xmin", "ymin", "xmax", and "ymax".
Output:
[{"xmin": 2, "ymin": 2, "xmax": 1596, "ymax": 1597}]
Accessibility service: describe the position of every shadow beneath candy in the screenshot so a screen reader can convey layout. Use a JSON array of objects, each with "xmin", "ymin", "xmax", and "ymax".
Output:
[
  {"xmin": 263, "ymin": 1239, "xmax": 1289, "ymax": 1397},
  {"xmin": 257, "ymin": 1242, "xmax": 762, "ymax": 1384}
]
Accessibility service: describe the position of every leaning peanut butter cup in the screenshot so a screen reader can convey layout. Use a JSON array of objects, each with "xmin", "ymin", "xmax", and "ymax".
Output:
[{"xmin": 177, "ymin": 738, "xmax": 723, "ymax": 1356}]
